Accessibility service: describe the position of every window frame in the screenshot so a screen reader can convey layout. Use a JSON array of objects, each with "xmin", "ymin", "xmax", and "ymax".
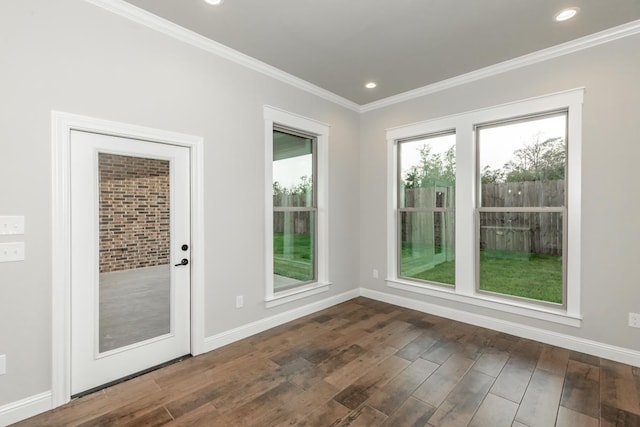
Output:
[
  {"xmin": 396, "ymin": 131, "xmax": 456, "ymax": 287},
  {"xmin": 264, "ymin": 106, "xmax": 330, "ymax": 307},
  {"xmin": 474, "ymin": 110, "xmax": 568, "ymax": 308},
  {"xmin": 385, "ymin": 89, "xmax": 583, "ymax": 326},
  {"xmin": 272, "ymin": 125, "xmax": 318, "ymax": 290}
]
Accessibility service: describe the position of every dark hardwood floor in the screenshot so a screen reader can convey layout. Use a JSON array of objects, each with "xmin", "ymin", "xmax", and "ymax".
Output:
[{"xmin": 15, "ymin": 297, "xmax": 640, "ymax": 426}]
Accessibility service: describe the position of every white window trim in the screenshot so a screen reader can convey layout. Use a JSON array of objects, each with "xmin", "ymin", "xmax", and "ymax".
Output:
[
  {"xmin": 264, "ymin": 106, "xmax": 330, "ymax": 307},
  {"xmin": 386, "ymin": 88, "xmax": 583, "ymax": 327}
]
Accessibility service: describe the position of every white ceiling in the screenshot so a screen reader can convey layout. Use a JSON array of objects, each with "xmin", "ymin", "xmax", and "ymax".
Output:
[{"xmin": 122, "ymin": 0, "xmax": 640, "ymax": 105}]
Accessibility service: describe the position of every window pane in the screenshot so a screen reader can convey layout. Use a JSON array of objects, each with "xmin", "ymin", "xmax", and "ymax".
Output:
[
  {"xmin": 273, "ymin": 210, "xmax": 315, "ymax": 290},
  {"xmin": 400, "ymin": 211, "xmax": 454, "ymax": 285},
  {"xmin": 399, "ymin": 133, "xmax": 455, "ymax": 208},
  {"xmin": 273, "ymin": 130, "xmax": 314, "ymax": 208},
  {"xmin": 479, "ymin": 211, "xmax": 563, "ymax": 304},
  {"xmin": 478, "ymin": 114, "xmax": 566, "ymax": 207}
]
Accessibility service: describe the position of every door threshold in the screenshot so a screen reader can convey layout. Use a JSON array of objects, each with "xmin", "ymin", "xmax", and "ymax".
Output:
[{"xmin": 71, "ymin": 354, "xmax": 192, "ymax": 399}]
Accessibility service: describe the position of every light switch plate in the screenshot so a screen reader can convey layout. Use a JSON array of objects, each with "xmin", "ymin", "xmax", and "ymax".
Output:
[
  {"xmin": 0, "ymin": 242, "xmax": 25, "ymax": 262},
  {"xmin": 629, "ymin": 312, "xmax": 640, "ymax": 328},
  {"xmin": 0, "ymin": 216, "xmax": 25, "ymax": 235},
  {"xmin": 0, "ymin": 355, "xmax": 6, "ymax": 375}
]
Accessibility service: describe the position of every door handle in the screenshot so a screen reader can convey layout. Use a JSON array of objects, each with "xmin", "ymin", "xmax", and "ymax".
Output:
[{"xmin": 174, "ymin": 258, "xmax": 189, "ymax": 267}]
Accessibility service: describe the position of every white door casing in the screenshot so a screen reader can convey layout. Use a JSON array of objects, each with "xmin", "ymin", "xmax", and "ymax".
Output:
[{"xmin": 52, "ymin": 111, "xmax": 205, "ymax": 406}]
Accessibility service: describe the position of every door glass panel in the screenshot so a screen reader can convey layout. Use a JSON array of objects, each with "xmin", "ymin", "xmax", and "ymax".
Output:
[{"xmin": 98, "ymin": 153, "xmax": 171, "ymax": 353}]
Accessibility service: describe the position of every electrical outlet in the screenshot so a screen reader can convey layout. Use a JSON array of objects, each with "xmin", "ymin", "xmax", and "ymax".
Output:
[
  {"xmin": 0, "ymin": 355, "xmax": 6, "ymax": 375},
  {"xmin": 629, "ymin": 312, "xmax": 640, "ymax": 328},
  {"xmin": 0, "ymin": 242, "xmax": 25, "ymax": 263},
  {"xmin": 236, "ymin": 295, "xmax": 244, "ymax": 308},
  {"xmin": 372, "ymin": 269, "xmax": 379, "ymax": 279}
]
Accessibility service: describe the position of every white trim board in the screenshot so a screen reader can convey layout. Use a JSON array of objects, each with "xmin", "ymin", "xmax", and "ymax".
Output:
[
  {"xmin": 0, "ymin": 392, "xmax": 52, "ymax": 427},
  {"xmin": 83, "ymin": 0, "xmax": 640, "ymax": 114},
  {"xmin": 51, "ymin": 111, "xmax": 206, "ymax": 407},
  {"xmin": 202, "ymin": 289, "xmax": 359, "ymax": 353},
  {"xmin": 360, "ymin": 288, "xmax": 640, "ymax": 368},
  {"xmin": 263, "ymin": 105, "xmax": 331, "ymax": 307}
]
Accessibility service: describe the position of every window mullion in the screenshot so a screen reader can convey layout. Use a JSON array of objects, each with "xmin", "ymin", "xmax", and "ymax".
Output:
[{"xmin": 455, "ymin": 123, "xmax": 475, "ymax": 296}]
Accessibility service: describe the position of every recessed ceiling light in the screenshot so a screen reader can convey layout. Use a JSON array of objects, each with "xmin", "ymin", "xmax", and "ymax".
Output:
[
  {"xmin": 365, "ymin": 82, "xmax": 377, "ymax": 89},
  {"xmin": 204, "ymin": 0, "xmax": 224, "ymax": 5},
  {"xmin": 555, "ymin": 7, "xmax": 579, "ymax": 22}
]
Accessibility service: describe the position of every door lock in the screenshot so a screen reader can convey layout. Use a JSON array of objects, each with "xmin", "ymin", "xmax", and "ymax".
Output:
[
  {"xmin": 175, "ymin": 258, "xmax": 189, "ymax": 266},
  {"xmin": 181, "ymin": 244, "xmax": 189, "ymax": 251}
]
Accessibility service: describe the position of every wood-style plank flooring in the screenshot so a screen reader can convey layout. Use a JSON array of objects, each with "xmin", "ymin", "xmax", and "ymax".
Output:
[{"xmin": 15, "ymin": 297, "xmax": 640, "ymax": 426}]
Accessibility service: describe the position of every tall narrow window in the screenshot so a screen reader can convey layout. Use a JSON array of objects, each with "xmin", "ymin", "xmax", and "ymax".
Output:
[
  {"xmin": 272, "ymin": 128, "xmax": 317, "ymax": 291},
  {"xmin": 398, "ymin": 132, "xmax": 456, "ymax": 286},
  {"xmin": 264, "ymin": 106, "xmax": 329, "ymax": 306},
  {"xmin": 477, "ymin": 111, "xmax": 567, "ymax": 305}
]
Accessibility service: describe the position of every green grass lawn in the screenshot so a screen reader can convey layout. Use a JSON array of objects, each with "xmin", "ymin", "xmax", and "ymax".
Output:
[
  {"xmin": 401, "ymin": 246, "xmax": 562, "ymax": 304},
  {"xmin": 274, "ymin": 233, "xmax": 562, "ymax": 304},
  {"xmin": 273, "ymin": 232, "xmax": 313, "ymax": 281},
  {"xmin": 479, "ymin": 250, "xmax": 562, "ymax": 304}
]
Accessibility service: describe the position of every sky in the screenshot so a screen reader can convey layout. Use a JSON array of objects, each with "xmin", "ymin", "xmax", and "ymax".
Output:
[
  {"xmin": 478, "ymin": 114, "xmax": 566, "ymax": 171},
  {"xmin": 273, "ymin": 154, "xmax": 312, "ymax": 189},
  {"xmin": 400, "ymin": 114, "xmax": 566, "ymax": 174}
]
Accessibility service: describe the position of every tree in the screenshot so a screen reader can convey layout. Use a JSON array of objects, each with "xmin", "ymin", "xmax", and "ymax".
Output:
[
  {"xmin": 479, "ymin": 135, "xmax": 565, "ymax": 183},
  {"xmin": 273, "ymin": 176, "xmax": 312, "ymax": 199},
  {"xmin": 403, "ymin": 145, "xmax": 455, "ymax": 189},
  {"xmin": 273, "ymin": 181, "xmax": 285, "ymax": 196},
  {"xmin": 402, "ymin": 134, "xmax": 565, "ymax": 187},
  {"xmin": 480, "ymin": 165, "xmax": 505, "ymax": 184},
  {"xmin": 503, "ymin": 135, "xmax": 565, "ymax": 182}
]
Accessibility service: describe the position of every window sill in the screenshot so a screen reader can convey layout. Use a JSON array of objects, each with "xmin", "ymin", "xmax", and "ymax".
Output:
[
  {"xmin": 386, "ymin": 278, "xmax": 582, "ymax": 327},
  {"xmin": 265, "ymin": 282, "xmax": 332, "ymax": 308}
]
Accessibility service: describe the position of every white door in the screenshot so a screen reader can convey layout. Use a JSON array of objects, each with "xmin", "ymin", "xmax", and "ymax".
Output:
[{"xmin": 70, "ymin": 130, "xmax": 191, "ymax": 395}]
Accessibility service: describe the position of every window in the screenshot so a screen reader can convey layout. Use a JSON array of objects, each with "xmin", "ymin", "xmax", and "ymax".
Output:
[
  {"xmin": 477, "ymin": 112, "xmax": 567, "ymax": 305},
  {"xmin": 272, "ymin": 128, "xmax": 317, "ymax": 289},
  {"xmin": 386, "ymin": 89, "xmax": 583, "ymax": 325},
  {"xmin": 398, "ymin": 132, "xmax": 456, "ymax": 286},
  {"xmin": 264, "ymin": 106, "xmax": 329, "ymax": 306}
]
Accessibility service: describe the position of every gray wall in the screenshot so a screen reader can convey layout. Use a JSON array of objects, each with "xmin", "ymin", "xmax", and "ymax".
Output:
[
  {"xmin": 0, "ymin": 0, "xmax": 360, "ymax": 406},
  {"xmin": 359, "ymin": 34, "xmax": 640, "ymax": 352}
]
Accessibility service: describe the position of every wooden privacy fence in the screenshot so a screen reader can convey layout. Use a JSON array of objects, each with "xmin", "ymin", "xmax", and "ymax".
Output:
[
  {"xmin": 274, "ymin": 180, "xmax": 564, "ymax": 255},
  {"xmin": 273, "ymin": 194, "xmax": 312, "ymax": 234},
  {"xmin": 403, "ymin": 180, "xmax": 564, "ymax": 255},
  {"xmin": 480, "ymin": 180, "xmax": 564, "ymax": 208}
]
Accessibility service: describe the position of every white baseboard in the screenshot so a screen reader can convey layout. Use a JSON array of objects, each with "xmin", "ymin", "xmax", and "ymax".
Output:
[
  {"xmin": 201, "ymin": 289, "xmax": 360, "ymax": 354},
  {"xmin": 360, "ymin": 287, "xmax": 640, "ymax": 368},
  {"xmin": 0, "ymin": 391, "xmax": 52, "ymax": 427}
]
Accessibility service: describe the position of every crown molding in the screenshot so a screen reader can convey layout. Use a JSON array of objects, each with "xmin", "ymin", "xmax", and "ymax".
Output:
[
  {"xmin": 84, "ymin": 0, "xmax": 639, "ymax": 115},
  {"xmin": 360, "ymin": 19, "xmax": 640, "ymax": 113},
  {"xmin": 84, "ymin": 0, "xmax": 361, "ymax": 112}
]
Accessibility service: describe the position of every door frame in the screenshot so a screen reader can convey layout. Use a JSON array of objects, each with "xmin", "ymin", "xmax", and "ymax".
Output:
[{"xmin": 51, "ymin": 111, "xmax": 205, "ymax": 407}]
